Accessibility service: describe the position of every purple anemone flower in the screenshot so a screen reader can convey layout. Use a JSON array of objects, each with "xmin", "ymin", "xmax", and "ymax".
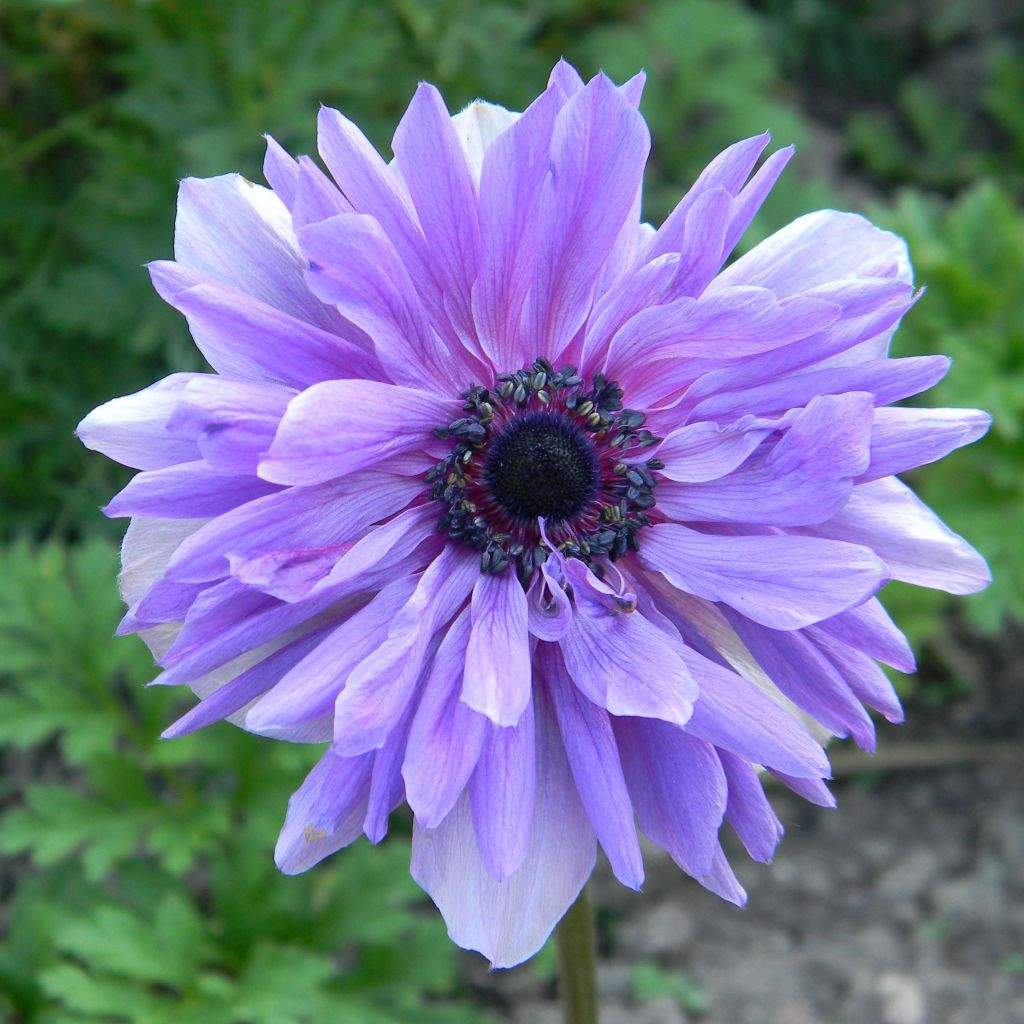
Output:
[{"xmin": 78, "ymin": 61, "xmax": 990, "ymax": 968}]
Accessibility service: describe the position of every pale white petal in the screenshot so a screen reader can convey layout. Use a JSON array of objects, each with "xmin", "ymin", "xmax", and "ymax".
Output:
[{"xmin": 451, "ymin": 101, "xmax": 521, "ymax": 181}]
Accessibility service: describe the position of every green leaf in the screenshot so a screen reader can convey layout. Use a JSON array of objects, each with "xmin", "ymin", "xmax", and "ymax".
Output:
[
  {"xmin": 633, "ymin": 962, "xmax": 710, "ymax": 1014},
  {"xmin": 54, "ymin": 895, "xmax": 206, "ymax": 989}
]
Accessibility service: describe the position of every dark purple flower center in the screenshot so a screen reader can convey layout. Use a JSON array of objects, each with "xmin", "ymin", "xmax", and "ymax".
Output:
[
  {"xmin": 484, "ymin": 411, "xmax": 599, "ymax": 525},
  {"xmin": 427, "ymin": 358, "xmax": 663, "ymax": 583}
]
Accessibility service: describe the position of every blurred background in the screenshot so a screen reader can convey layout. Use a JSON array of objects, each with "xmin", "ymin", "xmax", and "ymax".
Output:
[{"xmin": 1, "ymin": 1, "xmax": 1022, "ymax": 1021}]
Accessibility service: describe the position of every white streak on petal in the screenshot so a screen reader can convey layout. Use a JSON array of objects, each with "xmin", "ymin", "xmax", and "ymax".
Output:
[{"xmin": 452, "ymin": 101, "xmax": 521, "ymax": 182}]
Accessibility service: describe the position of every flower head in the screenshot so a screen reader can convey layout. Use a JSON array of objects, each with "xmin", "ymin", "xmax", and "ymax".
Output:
[{"xmin": 78, "ymin": 61, "xmax": 991, "ymax": 968}]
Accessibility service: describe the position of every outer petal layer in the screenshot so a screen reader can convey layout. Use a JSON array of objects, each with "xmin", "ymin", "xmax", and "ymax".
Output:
[
  {"xmin": 411, "ymin": 701, "xmax": 595, "ymax": 969},
  {"xmin": 640, "ymin": 524, "xmax": 888, "ymax": 630}
]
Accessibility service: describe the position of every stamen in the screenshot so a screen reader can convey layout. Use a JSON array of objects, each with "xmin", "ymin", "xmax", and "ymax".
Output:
[{"xmin": 427, "ymin": 358, "xmax": 662, "ymax": 582}]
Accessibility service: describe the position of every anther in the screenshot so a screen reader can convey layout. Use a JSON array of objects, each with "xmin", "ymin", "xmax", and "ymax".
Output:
[{"xmin": 426, "ymin": 360, "xmax": 662, "ymax": 580}]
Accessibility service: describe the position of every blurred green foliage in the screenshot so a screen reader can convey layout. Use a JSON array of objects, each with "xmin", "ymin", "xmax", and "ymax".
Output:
[
  {"xmin": 2, "ymin": 0, "xmax": 1023, "ymax": 1018},
  {"xmin": 762, "ymin": 0, "xmax": 1024, "ymax": 197}
]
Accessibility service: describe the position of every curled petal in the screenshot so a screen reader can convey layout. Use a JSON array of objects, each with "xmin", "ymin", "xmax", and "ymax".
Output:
[
  {"xmin": 77, "ymin": 375, "xmax": 202, "ymax": 471},
  {"xmin": 559, "ymin": 595, "xmax": 697, "ymax": 726}
]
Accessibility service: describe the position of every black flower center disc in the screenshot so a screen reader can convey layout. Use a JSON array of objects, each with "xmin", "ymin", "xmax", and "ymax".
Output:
[{"xmin": 484, "ymin": 411, "xmax": 600, "ymax": 525}]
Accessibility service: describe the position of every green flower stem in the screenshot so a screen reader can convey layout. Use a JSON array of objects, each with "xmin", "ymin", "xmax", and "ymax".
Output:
[{"xmin": 555, "ymin": 885, "xmax": 599, "ymax": 1024}]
